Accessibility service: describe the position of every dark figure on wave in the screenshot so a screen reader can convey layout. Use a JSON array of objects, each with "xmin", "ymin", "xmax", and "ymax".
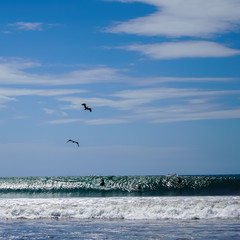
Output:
[
  {"xmin": 100, "ymin": 179, "xmax": 105, "ymax": 187},
  {"xmin": 136, "ymin": 185, "xmax": 142, "ymax": 190},
  {"xmin": 177, "ymin": 177, "xmax": 182, "ymax": 184},
  {"xmin": 67, "ymin": 139, "xmax": 79, "ymax": 147},
  {"xmin": 171, "ymin": 174, "xmax": 182, "ymax": 185},
  {"xmin": 82, "ymin": 103, "xmax": 92, "ymax": 112}
]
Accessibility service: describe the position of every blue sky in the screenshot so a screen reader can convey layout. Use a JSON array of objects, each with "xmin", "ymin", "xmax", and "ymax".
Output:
[{"xmin": 0, "ymin": 0, "xmax": 240, "ymax": 177}]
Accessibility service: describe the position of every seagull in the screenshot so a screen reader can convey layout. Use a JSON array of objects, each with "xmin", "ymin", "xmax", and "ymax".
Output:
[
  {"xmin": 67, "ymin": 139, "xmax": 79, "ymax": 147},
  {"xmin": 82, "ymin": 103, "xmax": 92, "ymax": 112}
]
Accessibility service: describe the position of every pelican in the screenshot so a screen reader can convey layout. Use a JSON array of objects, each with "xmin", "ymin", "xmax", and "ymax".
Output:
[
  {"xmin": 82, "ymin": 103, "xmax": 92, "ymax": 112},
  {"xmin": 67, "ymin": 139, "xmax": 79, "ymax": 147}
]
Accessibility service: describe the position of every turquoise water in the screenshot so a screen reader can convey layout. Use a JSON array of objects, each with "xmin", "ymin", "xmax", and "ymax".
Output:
[{"xmin": 0, "ymin": 175, "xmax": 239, "ymax": 197}]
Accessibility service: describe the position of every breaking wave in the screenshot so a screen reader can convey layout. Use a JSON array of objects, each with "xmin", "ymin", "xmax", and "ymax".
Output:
[{"xmin": 0, "ymin": 175, "xmax": 239, "ymax": 197}]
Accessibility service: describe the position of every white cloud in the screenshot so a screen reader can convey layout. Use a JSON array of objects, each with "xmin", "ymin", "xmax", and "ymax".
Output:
[
  {"xmin": 43, "ymin": 108, "xmax": 57, "ymax": 115},
  {"xmin": 135, "ymin": 76, "xmax": 235, "ymax": 85},
  {"xmin": 120, "ymin": 41, "xmax": 240, "ymax": 59},
  {"xmin": 107, "ymin": 1, "xmax": 240, "ymax": 59},
  {"xmin": 118, "ymin": 101, "xmax": 240, "ymax": 123},
  {"xmin": 112, "ymin": 87, "xmax": 240, "ymax": 101},
  {"xmin": 0, "ymin": 88, "xmax": 85, "ymax": 97},
  {"xmin": 47, "ymin": 117, "xmax": 127, "ymax": 125},
  {"xmin": 0, "ymin": 57, "xmax": 235, "ymax": 85},
  {"xmin": 48, "ymin": 118, "xmax": 83, "ymax": 124},
  {"xmin": 8, "ymin": 22, "xmax": 44, "ymax": 31},
  {"xmin": 151, "ymin": 108, "xmax": 240, "ymax": 123},
  {"xmin": 43, "ymin": 108, "xmax": 68, "ymax": 117},
  {"xmin": 0, "ymin": 58, "xmax": 131, "ymax": 85},
  {"xmin": 0, "ymin": 95, "xmax": 16, "ymax": 108},
  {"xmin": 85, "ymin": 118, "xmax": 127, "ymax": 125},
  {"xmin": 0, "ymin": 88, "xmax": 85, "ymax": 111},
  {"xmin": 107, "ymin": 0, "xmax": 240, "ymax": 38}
]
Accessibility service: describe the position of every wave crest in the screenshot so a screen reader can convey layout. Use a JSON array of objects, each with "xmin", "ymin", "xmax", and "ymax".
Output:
[{"xmin": 0, "ymin": 175, "xmax": 239, "ymax": 197}]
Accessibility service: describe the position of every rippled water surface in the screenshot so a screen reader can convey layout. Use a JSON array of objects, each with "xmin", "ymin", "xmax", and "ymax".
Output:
[{"xmin": 0, "ymin": 219, "xmax": 239, "ymax": 240}]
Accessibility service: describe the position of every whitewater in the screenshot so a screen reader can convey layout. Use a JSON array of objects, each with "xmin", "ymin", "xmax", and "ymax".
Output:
[{"xmin": 1, "ymin": 196, "xmax": 239, "ymax": 220}]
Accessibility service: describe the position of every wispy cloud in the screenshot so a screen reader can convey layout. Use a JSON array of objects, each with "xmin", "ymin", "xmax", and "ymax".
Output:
[
  {"xmin": 43, "ymin": 108, "xmax": 56, "ymax": 115},
  {"xmin": 8, "ymin": 22, "xmax": 44, "ymax": 31},
  {"xmin": 55, "ymin": 87, "xmax": 240, "ymax": 124},
  {"xmin": 107, "ymin": 0, "xmax": 240, "ymax": 38},
  {"xmin": 48, "ymin": 117, "xmax": 127, "ymax": 125},
  {"xmin": 0, "ymin": 58, "xmax": 131, "ymax": 85},
  {"xmin": 135, "ymin": 77, "xmax": 235, "ymax": 85},
  {"xmin": 150, "ymin": 107, "xmax": 240, "ymax": 123},
  {"xmin": 120, "ymin": 41, "xmax": 240, "ymax": 59},
  {"xmin": 48, "ymin": 118, "xmax": 84, "ymax": 125},
  {"xmin": 7, "ymin": 22, "xmax": 60, "ymax": 32},
  {"xmin": 85, "ymin": 118, "xmax": 127, "ymax": 125},
  {"xmin": 0, "ymin": 58, "xmax": 234, "ymax": 86},
  {"xmin": 0, "ymin": 95, "xmax": 16, "ymax": 108},
  {"xmin": 0, "ymin": 87, "xmax": 85, "ymax": 109},
  {"xmin": 58, "ymin": 87, "xmax": 240, "ymax": 112},
  {"xmin": 43, "ymin": 108, "xmax": 68, "ymax": 116},
  {"xmin": 0, "ymin": 88, "xmax": 85, "ymax": 97},
  {"xmin": 112, "ymin": 87, "xmax": 240, "ymax": 101},
  {"xmin": 0, "ymin": 56, "xmax": 239, "ymax": 125}
]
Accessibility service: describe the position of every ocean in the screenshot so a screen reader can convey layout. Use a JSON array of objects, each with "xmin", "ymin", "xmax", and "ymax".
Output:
[{"xmin": 0, "ymin": 175, "xmax": 239, "ymax": 239}]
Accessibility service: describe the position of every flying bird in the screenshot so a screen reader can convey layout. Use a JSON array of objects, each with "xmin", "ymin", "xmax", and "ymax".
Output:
[
  {"xmin": 82, "ymin": 103, "xmax": 92, "ymax": 112},
  {"xmin": 67, "ymin": 139, "xmax": 79, "ymax": 147}
]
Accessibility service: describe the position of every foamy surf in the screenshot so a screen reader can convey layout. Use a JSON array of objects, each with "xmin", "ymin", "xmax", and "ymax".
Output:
[{"xmin": 1, "ymin": 196, "xmax": 239, "ymax": 220}]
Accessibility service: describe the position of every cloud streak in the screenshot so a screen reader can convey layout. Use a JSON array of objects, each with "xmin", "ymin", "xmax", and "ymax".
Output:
[
  {"xmin": 0, "ymin": 88, "xmax": 85, "ymax": 108},
  {"xmin": 48, "ymin": 118, "xmax": 84, "ymax": 125},
  {"xmin": 7, "ymin": 22, "xmax": 60, "ymax": 32},
  {"xmin": 0, "ymin": 58, "xmax": 235, "ymax": 86},
  {"xmin": 0, "ymin": 58, "xmax": 132, "ymax": 85},
  {"xmin": 0, "ymin": 88, "xmax": 85, "ymax": 97},
  {"xmin": 8, "ymin": 22, "xmax": 43, "ymax": 31},
  {"xmin": 120, "ymin": 41, "xmax": 240, "ymax": 59}
]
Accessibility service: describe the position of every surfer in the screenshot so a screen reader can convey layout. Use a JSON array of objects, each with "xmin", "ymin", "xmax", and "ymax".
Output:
[
  {"xmin": 100, "ymin": 179, "xmax": 105, "ymax": 187},
  {"xmin": 177, "ymin": 177, "xmax": 182, "ymax": 184},
  {"xmin": 136, "ymin": 185, "xmax": 142, "ymax": 190},
  {"xmin": 82, "ymin": 103, "xmax": 92, "ymax": 112},
  {"xmin": 66, "ymin": 139, "xmax": 79, "ymax": 147}
]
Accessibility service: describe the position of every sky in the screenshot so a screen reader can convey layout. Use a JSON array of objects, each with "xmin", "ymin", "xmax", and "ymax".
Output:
[{"xmin": 0, "ymin": 0, "xmax": 240, "ymax": 177}]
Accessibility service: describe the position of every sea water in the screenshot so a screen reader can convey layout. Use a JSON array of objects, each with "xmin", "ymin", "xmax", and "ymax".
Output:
[{"xmin": 0, "ymin": 175, "xmax": 239, "ymax": 239}]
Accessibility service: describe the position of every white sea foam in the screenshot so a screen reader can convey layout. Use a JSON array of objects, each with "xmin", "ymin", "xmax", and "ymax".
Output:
[{"xmin": 0, "ymin": 196, "xmax": 239, "ymax": 220}]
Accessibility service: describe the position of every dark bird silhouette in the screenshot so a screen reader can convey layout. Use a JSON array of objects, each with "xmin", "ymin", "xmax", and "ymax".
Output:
[
  {"xmin": 82, "ymin": 103, "xmax": 92, "ymax": 112},
  {"xmin": 67, "ymin": 139, "xmax": 79, "ymax": 147}
]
